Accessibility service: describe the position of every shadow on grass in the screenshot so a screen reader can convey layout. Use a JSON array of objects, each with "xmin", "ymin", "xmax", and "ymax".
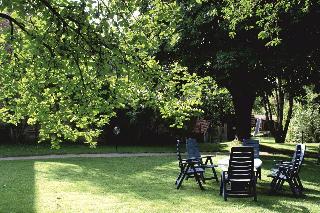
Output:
[
  {"xmin": 260, "ymin": 143, "xmax": 318, "ymax": 158},
  {"xmin": 0, "ymin": 160, "xmax": 35, "ymax": 212},
  {"xmin": 37, "ymin": 154, "xmax": 320, "ymax": 212}
]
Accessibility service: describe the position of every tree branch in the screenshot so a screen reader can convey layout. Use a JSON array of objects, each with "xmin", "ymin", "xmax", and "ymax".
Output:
[{"xmin": 0, "ymin": 13, "xmax": 29, "ymax": 34}]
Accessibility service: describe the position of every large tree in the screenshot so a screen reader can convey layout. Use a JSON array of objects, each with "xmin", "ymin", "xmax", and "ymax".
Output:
[
  {"xmin": 0, "ymin": 0, "xmax": 207, "ymax": 147},
  {"xmin": 156, "ymin": 0, "xmax": 320, "ymax": 141},
  {"xmin": 1, "ymin": 0, "xmax": 319, "ymax": 146},
  {"xmin": 259, "ymin": 1, "xmax": 320, "ymax": 143}
]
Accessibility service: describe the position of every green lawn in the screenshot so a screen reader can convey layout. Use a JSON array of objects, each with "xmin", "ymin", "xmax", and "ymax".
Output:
[
  {"xmin": 0, "ymin": 136, "xmax": 317, "ymax": 158},
  {"xmin": 0, "ymin": 142, "xmax": 229, "ymax": 158},
  {"xmin": 0, "ymin": 154, "xmax": 319, "ymax": 212},
  {"xmin": 258, "ymin": 137, "xmax": 319, "ymax": 156}
]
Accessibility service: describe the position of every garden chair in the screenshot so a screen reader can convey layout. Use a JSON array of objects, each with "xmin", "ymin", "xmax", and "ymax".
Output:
[
  {"xmin": 220, "ymin": 146, "xmax": 257, "ymax": 201},
  {"xmin": 186, "ymin": 138, "xmax": 219, "ymax": 182},
  {"xmin": 243, "ymin": 139, "xmax": 262, "ymax": 179},
  {"xmin": 271, "ymin": 143, "xmax": 305, "ymax": 189},
  {"xmin": 268, "ymin": 144, "xmax": 306, "ymax": 196},
  {"xmin": 175, "ymin": 139, "xmax": 205, "ymax": 190}
]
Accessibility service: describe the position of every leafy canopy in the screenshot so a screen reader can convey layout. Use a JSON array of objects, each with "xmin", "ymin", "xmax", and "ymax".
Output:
[{"xmin": 0, "ymin": 0, "xmax": 209, "ymax": 147}]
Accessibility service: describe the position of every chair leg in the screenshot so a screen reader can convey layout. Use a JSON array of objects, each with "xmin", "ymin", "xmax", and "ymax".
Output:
[
  {"xmin": 278, "ymin": 179, "xmax": 285, "ymax": 191},
  {"xmin": 205, "ymin": 157, "xmax": 219, "ymax": 183},
  {"xmin": 292, "ymin": 177, "xmax": 302, "ymax": 196},
  {"xmin": 176, "ymin": 165, "xmax": 189, "ymax": 189},
  {"xmin": 275, "ymin": 178, "xmax": 284, "ymax": 193},
  {"xmin": 223, "ymin": 182, "xmax": 227, "ymax": 201},
  {"xmin": 200, "ymin": 173, "xmax": 206, "ymax": 184},
  {"xmin": 288, "ymin": 179, "xmax": 298, "ymax": 196},
  {"xmin": 190, "ymin": 164, "xmax": 205, "ymax": 190},
  {"xmin": 219, "ymin": 175, "xmax": 223, "ymax": 195},
  {"xmin": 175, "ymin": 171, "xmax": 183, "ymax": 185},
  {"xmin": 221, "ymin": 174, "xmax": 228, "ymax": 201},
  {"xmin": 296, "ymin": 175, "xmax": 304, "ymax": 191},
  {"xmin": 257, "ymin": 167, "xmax": 262, "ymax": 180},
  {"xmin": 175, "ymin": 166, "xmax": 186, "ymax": 185},
  {"xmin": 253, "ymin": 181, "xmax": 257, "ymax": 201},
  {"xmin": 270, "ymin": 177, "xmax": 278, "ymax": 193},
  {"xmin": 211, "ymin": 167, "xmax": 219, "ymax": 183}
]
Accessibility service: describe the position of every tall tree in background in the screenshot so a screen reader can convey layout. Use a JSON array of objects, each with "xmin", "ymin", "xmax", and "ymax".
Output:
[
  {"xmin": 156, "ymin": 0, "xmax": 320, "ymax": 141},
  {"xmin": 260, "ymin": 1, "xmax": 320, "ymax": 143}
]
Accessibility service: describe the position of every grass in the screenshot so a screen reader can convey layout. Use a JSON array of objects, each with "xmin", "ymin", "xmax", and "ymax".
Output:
[
  {"xmin": 0, "ymin": 143, "xmax": 175, "ymax": 157},
  {"xmin": 258, "ymin": 137, "xmax": 319, "ymax": 156},
  {"xmin": 0, "ymin": 154, "xmax": 319, "ymax": 212},
  {"xmin": 0, "ymin": 142, "xmax": 229, "ymax": 158},
  {"xmin": 0, "ymin": 137, "xmax": 318, "ymax": 159}
]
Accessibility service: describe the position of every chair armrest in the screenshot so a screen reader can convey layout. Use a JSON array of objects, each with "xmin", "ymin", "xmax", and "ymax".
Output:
[
  {"xmin": 186, "ymin": 158, "xmax": 201, "ymax": 164},
  {"xmin": 277, "ymin": 161, "xmax": 291, "ymax": 165},
  {"xmin": 278, "ymin": 165, "xmax": 292, "ymax": 174},
  {"xmin": 202, "ymin": 153, "xmax": 216, "ymax": 158}
]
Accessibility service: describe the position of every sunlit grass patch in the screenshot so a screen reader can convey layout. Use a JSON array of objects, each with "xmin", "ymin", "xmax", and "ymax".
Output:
[{"xmin": 0, "ymin": 155, "xmax": 319, "ymax": 212}]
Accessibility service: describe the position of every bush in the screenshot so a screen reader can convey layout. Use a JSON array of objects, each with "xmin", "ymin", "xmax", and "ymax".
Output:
[{"xmin": 287, "ymin": 87, "xmax": 320, "ymax": 143}]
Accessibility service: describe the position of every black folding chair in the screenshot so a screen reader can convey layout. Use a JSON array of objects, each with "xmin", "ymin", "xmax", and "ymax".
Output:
[
  {"xmin": 186, "ymin": 138, "xmax": 219, "ymax": 183},
  {"xmin": 269, "ymin": 144, "xmax": 306, "ymax": 196},
  {"xmin": 220, "ymin": 146, "xmax": 257, "ymax": 201},
  {"xmin": 175, "ymin": 139, "xmax": 205, "ymax": 190}
]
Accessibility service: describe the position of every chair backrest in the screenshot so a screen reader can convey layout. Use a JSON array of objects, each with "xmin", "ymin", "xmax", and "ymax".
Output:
[
  {"xmin": 286, "ymin": 144, "xmax": 304, "ymax": 176},
  {"xmin": 186, "ymin": 138, "xmax": 201, "ymax": 159},
  {"xmin": 292, "ymin": 144, "xmax": 306, "ymax": 173},
  {"xmin": 228, "ymin": 146, "xmax": 255, "ymax": 180},
  {"xmin": 243, "ymin": 139, "xmax": 259, "ymax": 158},
  {"xmin": 292, "ymin": 144, "xmax": 306, "ymax": 163},
  {"xmin": 176, "ymin": 139, "xmax": 184, "ymax": 169}
]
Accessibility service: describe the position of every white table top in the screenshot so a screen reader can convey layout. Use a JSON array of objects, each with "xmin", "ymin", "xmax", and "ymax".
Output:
[{"xmin": 217, "ymin": 157, "xmax": 262, "ymax": 171}]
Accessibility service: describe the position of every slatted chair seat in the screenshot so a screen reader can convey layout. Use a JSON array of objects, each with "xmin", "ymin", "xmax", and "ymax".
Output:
[
  {"xmin": 220, "ymin": 146, "xmax": 257, "ymax": 201},
  {"xmin": 186, "ymin": 167, "xmax": 205, "ymax": 173}
]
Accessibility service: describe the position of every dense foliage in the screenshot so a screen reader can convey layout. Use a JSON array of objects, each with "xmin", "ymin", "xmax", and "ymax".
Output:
[
  {"xmin": 157, "ymin": 0, "xmax": 320, "ymax": 141},
  {"xmin": 0, "ymin": 0, "xmax": 209, "ymax": 147},
  {"xmin": 287, "ymin": 87, "xmax": 320, "ymax": 143},
  {"xmin": 1, "ymin": 0, "xmax": 319, "ymax": 146}
]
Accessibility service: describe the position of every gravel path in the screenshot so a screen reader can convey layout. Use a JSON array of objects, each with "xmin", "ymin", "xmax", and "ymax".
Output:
[
  {"xmin": 0, "ymin": 153, "xmax": 177, "ymax": 161},
  {"xmin": 0, "ymin": 152, "xmax": 271, "ymax": 161}
]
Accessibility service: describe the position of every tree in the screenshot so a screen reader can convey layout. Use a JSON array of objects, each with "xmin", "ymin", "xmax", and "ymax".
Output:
[
  {"xmin": 259, "ymin": 1, "xmax": 320, "ymax": 143},
  {"xmin": 0, "ymin": 0, "xmax": 206, "ymax": 147},
  {"xmin": 155, "ymin": 0, "xmax": 320, "ymax": 141}
]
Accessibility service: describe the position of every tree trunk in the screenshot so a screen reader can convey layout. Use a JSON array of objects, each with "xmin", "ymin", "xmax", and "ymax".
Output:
[
  {"xmin": 283, "ymin": 94, "xmax": 294, "ymax": 139},
  {"xmin": 231, "ymin": 88, "xmax": 256, "ymax": 141}
]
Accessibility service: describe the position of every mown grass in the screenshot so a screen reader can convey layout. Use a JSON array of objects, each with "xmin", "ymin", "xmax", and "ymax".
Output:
[
  {"xmin": 0, "ymin": 142, "xmax": 229, "ymax": 157},
  {"xmin": 0, "ymin": 137, "xmax": 318, "ymax": 159},
  {"xmin": 0, "ymin": 154, "xmax": 319, "ymax": 213},
  {"xmin": 0, "ymin": 137, "xmax": 318, "ymax": 160},
  {"xmin": 258, "ymin": 137, "xmax": 319, "ymax": 156}
]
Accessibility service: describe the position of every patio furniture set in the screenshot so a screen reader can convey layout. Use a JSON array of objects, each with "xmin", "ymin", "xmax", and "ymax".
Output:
[{"xmin": 175, "ymin": 139, "xmax": 306, "ymax": 201}]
